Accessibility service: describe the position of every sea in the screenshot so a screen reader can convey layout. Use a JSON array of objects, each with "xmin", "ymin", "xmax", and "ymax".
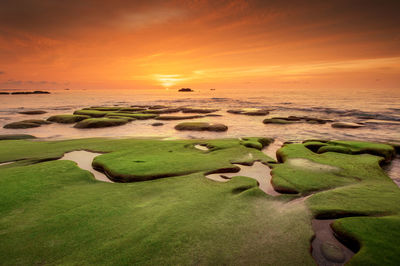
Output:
[{"xmin": 0, "ymin": 87, "xmax": 399, "ymax": 144}]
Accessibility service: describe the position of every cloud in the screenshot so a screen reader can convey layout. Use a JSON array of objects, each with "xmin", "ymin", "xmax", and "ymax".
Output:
[{"xmin": 0, "ymin": 71, "xmax": 4, "ymax": 74}]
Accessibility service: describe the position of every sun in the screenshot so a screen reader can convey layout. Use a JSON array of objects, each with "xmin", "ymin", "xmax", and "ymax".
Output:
[{"xmin": 154, "ymin": 74, "xmax": 186, "ymax": 88}]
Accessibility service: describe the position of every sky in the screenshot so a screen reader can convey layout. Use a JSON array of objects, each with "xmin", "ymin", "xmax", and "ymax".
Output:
[{"xmin": 0, "ymin": 0, "xmax": 399, "ymax": 91}]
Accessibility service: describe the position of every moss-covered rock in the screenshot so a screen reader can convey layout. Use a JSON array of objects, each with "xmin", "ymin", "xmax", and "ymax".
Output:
[
  {"xmin": 47, "ymin": 114, "xmax": 90, "ymax": 124},
  {"xmin": 156, "ymin": 115, "xmax": 203, "ymax": 120},
  {"xmin": 74, "ymin": 118, "xmax": 128, "ymax": 128},
  {"xmin": 317, "ymin": 140, "xmax": 395, "ymax": 162},
  {"xmin": 0, "ymin": 134, "xmax": 36, "ymax": 140},
  {"xmin": 83, "ymin": 106, "xmax": 123, "ymax": 111},
  {"xmin": 175, "ymin": 122, "xmax": 228, "ymax": 132},
  {"xmin": 105, "ymin": 116, "xmax": 136, "ymax": 122},
  {"xmin": 181, "ymin": 107, "xmax": 219, "ymax": 114},
  {"xmin": 73, "ymin": 109, "xmax": 109, "ymax": 117},
  {"xmin": 105, "ymin": 112, "xmax": 158, "ymax": 120},
  {"xmin": 3, "ymin": 120, "xmax": 51, "ymax": 129},
  {"xmin": 227, "ymin": 108, "xmax": 269, "ymax": 116},
  {"xmin": 18, "ymin": 110, "xmax": 47, "ymax": 115},
  {"xmin": 151, "ymin": 122, "xmax": 164, "ymax": 126},
  {"xmin": 263, "ymin": 118, "xmax": 294, "ymax": 124},
  {"xmin": 142, "ymin": 107, "xmax": 182, "ymax": 114},
  {"xmin": 331, "ymin": 122, "xmax": 365, "ymax": 128}
]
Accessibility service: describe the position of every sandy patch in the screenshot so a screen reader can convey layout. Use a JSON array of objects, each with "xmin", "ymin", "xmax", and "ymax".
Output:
[
  {"xmin": 205, "ymin": 162, "xmax": 281, "ymax": 196},
  {"xmin": 59, "ymin": 151, "xmax": 113, "ymax": 183},
  {"xmin": 311, "ymin": 219, "xmax": 354, "ymax": 265}
]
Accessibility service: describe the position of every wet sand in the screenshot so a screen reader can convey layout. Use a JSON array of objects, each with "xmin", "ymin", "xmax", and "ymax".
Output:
[
  {"xmin": 59, "ymin": 151, "xmax": 113, "ymax": 183},
  {"xmin": 386, "ymin": 156, "xmax": 400, "ymax": 188},
  {"xmin": 205, "ymin": 161, "xmax": 281, "ymax": 196},
  {"xmin": 311, "ymin": 219, "xmax": 354, "ymax": 266},
  {"xmin": 261, "ymin": 139, "xmax": 284, "ymax": 161}
]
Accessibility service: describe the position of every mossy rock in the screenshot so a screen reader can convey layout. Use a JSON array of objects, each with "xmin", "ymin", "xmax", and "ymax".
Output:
[
  {"xmin": 105, "ymin": 112, "xmax": 158, "ymax": 120},
  {"xmin": 74, "ymin": 118, "xmax": 128, "ymax": 128},
  {"xmin": 181, "ymin": 107, "xmax": 219, "ymax": 114},
  {"xmin": 142, "ymin": 107, "xmax": 182, "ymax": 114},
  {"xmin": 156, "ymin": 115, "xmax": 203, "ymax": 120},
  {"xmin": 227, "ymin": 108, "xmax": 269, "ymax": 116},
  {"xmin": 0, "ymin": 134, "xmax": 36, "ymax": 140},
  {"xmin": 151, "ymin": 122, "xmax": 164, "ymax": 126},
  {"xmin": 317, "ymin": 140, "xmax": 395, "ymax": 162},
  {"xmin": 263, "ymin": 118, "xmax": 294, "ymax": 124},
  {"xmin": 175, "ymin": 122, "xmax": 228, "ymax": 132},
  {"xmin": 3, "ymin": 120, "xmax": 51, "ymax": 129},
  {"xmin": 105, "ymin": 116, "xmax": 136, "ymax": 122},
  {"xmin": 331, "ymin": 122, "xmax": 365, "ymax": 128},
  {"xmin": 83, "ymin": 106, "xmax": 123, "ymax": 111},
  {"xmin": 47, "ymin": 114, "xmax": 90, "ymax": 124},
  {"xmin": 73, "ymin": 109, "xmax": 109, "ymax": 117},
  {"xmin": 18, "ymin": 110, "xmax": 47, "ymax": 115},
  {"xmin": 239, "ymin": 137, "xmax": 274, "ymax": 150}
]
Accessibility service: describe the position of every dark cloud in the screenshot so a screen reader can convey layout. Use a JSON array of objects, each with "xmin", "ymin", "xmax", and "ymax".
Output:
[
  {"xmin": 0, "ymin": 0, "xmax": 399, "ymax": 37},
  {"xmin": 0, "ymin": 71, "xmax": 4, "ymax": 74}
]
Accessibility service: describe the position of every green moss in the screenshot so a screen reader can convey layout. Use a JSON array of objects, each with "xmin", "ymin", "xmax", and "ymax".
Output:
[
  {"xmin": 239, "ymin": 137, "xmax": 274, "ymax": 150},
  {"xmin": 263, "ymin": 118, "xmax": 294, "ymax": 124},
  {"xmin": 74, "ymin": 118, "xmax": 128, "ymax": 128},
  {"xmin": 105, "ymin": 112, "xmax": 158, "ymax": 120},
  {"xmin": 73, "ymin": 109, "xmax": 109, "ymax": 117},
  {"xmin": 332, "ymin": 216, "xmax": 400, "ymax": 266},
  {"xmin": 227, "ymin": 108, "xmax": 269, "ymax": 116},
  {"xmin": 0, "ymin": 138, "xmax": 313, "ymax": 265},
  {"xmin": 3, "ymin": 120, "xmax": 50, "ymax": 129},
  {"xmin": 272, "ymin": 143, "xmax": 390, "ymax": 194},
  {"xmin": 0, "ymin": 134, "xmax": 36, "ymax": 140},
  {"xmin": 83, "ymin": 106, "xmax": 123, "ymax": 111},
  {"xmin": 47, "ymin": 114, "xmax": 90, "ymax": 124},
  {"xmin": 92, "ymin": 140, "xmax": 268, "ymax": 182},
  {"xmin": 175, "ymin": 122, "xmax": 228, "ymax": 132},
  {"xmin": 319, "ymin": 140, "xmax": 395, "ymax": 162}
]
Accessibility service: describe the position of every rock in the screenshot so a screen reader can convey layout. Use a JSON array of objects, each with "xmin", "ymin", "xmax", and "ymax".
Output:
[
  {"xmin": 3, "ymin": 119, "xmax": 50, "ymax": 129},
  {"xmin": 142, "ymin": 107, "xmax": 181, "ymax": 114},
  {"xmin": 156, "ymin": 115, "xmax": 203, "ymax": 120},
  {"xmin": 181, "ymin": 107, "xmax": 219, "ymax": 114},
  {"xmin": 227, "ymin": 108, "xmax": 269, "ymax": 116},
  {"xmin": 74, "ymin": 118, "xmax": 128, "ymax": 128},
  {"xmin": 84, "ymin": 106, "xmax": 123, "ymax": 111},
  {"xmin": 11, "ymin": 91, "xmax": 50, "ymax": 95},
  {"xmin": 148, "ymin": 105, "xmax": 167, "ymax": 110},
  {"xmin": 106, "ymin": 116, "xmax": 136, "ymax": 122},
  {"xmin": 320, "ymin": 241, "xmax": 345, "ymax": 263},
  {"xmin": 263, "ymin": 118, "xmax": 294, "ymax": 124},
  {"xmin": 73, "ymin": 109, "xmax": 109, "ymax": 117},
  {"xmin": 105, "ymin": 113, "xmax": 158, "ymax": 120},
  {"xmin": 18, "ymin": 110, "xmax": 47, "ymax": 115},
  {"xmin": 331, "ymin": 122, "xmax": 365, "ymax": 128},
  {"xmin": 47, "ymin": 114, "xmax": 90, "ymax": 124},
  {"xmin": 151, "ymin": 122, "xmax": 164, "ymax": 126},
  {"xmin": 178, "ymin": 88, "xmax": 193, "ymax": 92},
  {"xmin": 175, "ymin": 122, "xmax": 228, "ymax": 132},
  {"xmin": 0, "ymin": 134, "xmax": 36, "ymax": 140}
]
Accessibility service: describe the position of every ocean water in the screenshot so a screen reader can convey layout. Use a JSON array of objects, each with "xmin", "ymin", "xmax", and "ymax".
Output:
[{"xmin": 0, "ymin": 88, "xmax": 399, "ymax": 144}]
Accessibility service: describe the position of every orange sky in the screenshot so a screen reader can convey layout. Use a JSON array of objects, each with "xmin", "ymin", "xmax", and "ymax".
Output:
[{"xmin": 0, "ymin": 0, "xmax": 399, "ymax": 91}]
